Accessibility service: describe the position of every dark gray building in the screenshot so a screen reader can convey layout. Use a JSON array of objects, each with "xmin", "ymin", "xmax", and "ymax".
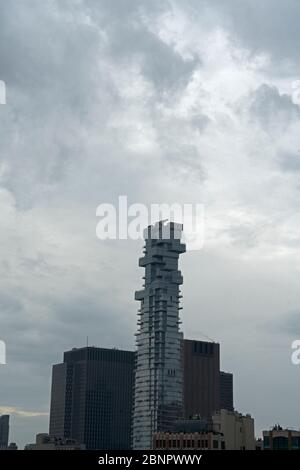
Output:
[
  {"xmin": 183, "ymin": 339, "xmax": 220, "ymax": 420},
  {"xmin": 0, "ymin": 415, "xmax": 9, "ymax": 449},
  {"xmin": 132, "ymin": 221, "xmax": 186, "ymax": 449},
  {"xmin": 220, "ymin": 371, "xmax": 234, "ymax": 411},
  {"xmin": 49, "ymin": 346, "xmax": 135, "ymax": 450}
]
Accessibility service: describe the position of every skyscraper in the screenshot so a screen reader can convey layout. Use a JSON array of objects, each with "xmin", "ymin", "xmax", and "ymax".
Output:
[
  {"xmin": 132, "ymin": 221, "xmax": 186, "ymax": 449},
  {"xmin": 49, "ymin": 346, "xmax": 135, "ymax": 450},
  {"xmin": 220, "ymin": 371, "xmax": 234, "ymax": 412},
  {"xmin": 183, "ymin": 339, "xmax": 220, "ymax": 420},
  {"xmin": 0, "ymin": 415, "xmax": 9, "ymax": 449}
]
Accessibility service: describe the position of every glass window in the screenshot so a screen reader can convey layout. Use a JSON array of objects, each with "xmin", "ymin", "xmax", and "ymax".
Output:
[
  {"xmin": 273, "ymin": 436, "xmax": 288, "ymax": 450},
  {"xmin": 213, "ymin": 440, "xmax": 219, "ymax": 449},
  {"xmin": 263, "ymin": 436, "xmax": 270, "ymax": 449},
  {"xmin": 292, "ymin": 436, "xmax": 300, "ymax": 449}
]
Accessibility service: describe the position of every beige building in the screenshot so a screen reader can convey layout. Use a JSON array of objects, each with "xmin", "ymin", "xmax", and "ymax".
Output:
[
  {"xmin": 24, "ymin": 433, "xmax": 85, "ymax": 450},
  {"xmin": 153, "ymin": 431, "xmax": 225, "ymax": 450},
  {"xmin": 212, "ymin": 409, "xmax": 255, "ymax": 450}
]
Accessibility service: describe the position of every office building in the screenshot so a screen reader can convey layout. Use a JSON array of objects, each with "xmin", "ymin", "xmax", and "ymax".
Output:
[
  {"xmin": 132, "ymin": 221, "xmax": 186, "ymax": 449},
  {"xmin": 263, "ymin": 425, "xmax": 300, "ymax": 450},
  {"xmin": 220, "ymin": 371, "xmax": 234, "ymax": 412},
  {"xmin": 183, "ymin": 339, "xmax": 220, "ymax": 420},
  {"xmin": 0, "ymin": 415, "xmax": 9, "ymax": 449},
  {"xmin": 212, "ymin": 409, "xmax": 255, "ymax": 450},
  {"xmin": 49, "ymin": 346, "xmax": 135, "ymax": 450}
]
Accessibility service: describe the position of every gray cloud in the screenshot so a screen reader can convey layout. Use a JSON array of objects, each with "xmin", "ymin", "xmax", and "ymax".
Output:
[
  {"xmin": 180, "ymin": 0, "xmax": 300, "ymax": 71},
  {"xmin": 1, "ymin": 0, "xmax": 300, "ymax": 448},
  {"xmin": 278, "ymin": 151, "xmax": 300, "ymax": 172},
  {"xmin": 277, "ymin": 310, "xmax": 300, "ymax": 336},
  {"xmin": 248, "ymin": 84, "xmax": 300, "ymax": 127}
]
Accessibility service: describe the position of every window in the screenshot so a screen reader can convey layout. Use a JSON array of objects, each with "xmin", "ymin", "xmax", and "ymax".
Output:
[
  {"xmin": 213, "ymin": 440, "xmax": 219, "ymax": 449},
  {"xmin": 263, "ymin": 436, "xmax": 270, "ymax": 449},
  {"xmin": 273, "ymin": 436, "xmax": 288, "ymax": 450},
  {"xmin": 292, "ymin": 436, "xmax": 300, "ymax": 449}
]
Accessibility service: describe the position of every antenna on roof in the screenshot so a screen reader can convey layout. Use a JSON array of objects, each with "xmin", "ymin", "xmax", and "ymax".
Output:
[
  {"xmin": 86, "ymin": 336, "xmax": 89, "ymax": 348},
  {"xmin": 197, "ymin": 330, "xmax": 215, "ymax": 342}
]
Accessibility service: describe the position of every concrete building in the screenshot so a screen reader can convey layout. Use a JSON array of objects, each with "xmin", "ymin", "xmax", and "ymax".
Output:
[
  {"xmin": 25, "ymin": 433, "xmax": 85, "ymax": 450},
  {"xmin": 212, "ymin": 409, "xmax": 255, "ymax": 450},
  {"xmin": 133, "ymin": 221, "xmax": 186, "ymax": 449},
  {"xmin": 0, "ymin": 415, "xmax": 9, "ymax": 449},
  {"xmin": 7, "ymin": 443, "xmax": 18, "ymax": 450},
  {"xmin": 183, "ymin": 339, "xmax": 220, "ymax": 420},
  {"xmin": 255, "ymin": 438, "xmax": 263, "ymax": 450},
  {"xmin": 49, "ymin": 346, "xmax": 135, "ymax": 450},
  {"xmin": 263, "ymin": 425, "xmax": 300, "ymax": 450},
  {"xmin": 220, "ymin": 371, "xmax": 233, "ymax": 412},
  {"xmin": 154, "ymin": 417, "xmax": 225, "ymax": 450},
  {"xmin": 153, "ymin": 431, "xmax": 225, "ymax": 450}
]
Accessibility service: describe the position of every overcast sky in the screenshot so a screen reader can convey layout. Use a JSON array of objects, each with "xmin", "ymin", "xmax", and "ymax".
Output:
[{"xmin": 1, "ymin": 0, "xmax": 300, "ymax": 448}]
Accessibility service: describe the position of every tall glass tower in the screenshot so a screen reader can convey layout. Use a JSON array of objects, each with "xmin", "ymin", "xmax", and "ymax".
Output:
[{"xmin": 132, "ymin": 221, "xmax": 186, "ymax": 449}]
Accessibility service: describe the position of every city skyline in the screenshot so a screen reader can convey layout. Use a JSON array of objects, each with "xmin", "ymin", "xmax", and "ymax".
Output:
[{"xmin": 1, "ymin": 0, "xmax": 300, "ymax": 449}]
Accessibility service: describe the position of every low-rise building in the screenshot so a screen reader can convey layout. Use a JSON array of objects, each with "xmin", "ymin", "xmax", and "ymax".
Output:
[
  {"xmin": 212, "ymin": 409, "xmax": 255, "ymax": 450},
  {"xmin": 153, "ymin": 431, "xmax": 225, "ymax": 450},
  {"xmin": 7, "ymin": 443, "xmax": 18, "ymax": 450},
  {"xmin": 263, "ymin": 425, "xmax": 300, "ymax": 450},
  {"xmin": 24, "ymin": 433, "xmax": 85, "ymax": 450},
  {"xmin": 153, "ymin": 417, "xmax": 225, "ymax": 450},
  {"xmin": 255, "ymin": 438, "xmax": 263, "ymax": 450}
]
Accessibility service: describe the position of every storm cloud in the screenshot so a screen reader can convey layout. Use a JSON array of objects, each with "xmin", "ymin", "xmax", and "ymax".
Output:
[{"xmin": 1, "ymin": 0, "xmax": 300, "ymax": 447}]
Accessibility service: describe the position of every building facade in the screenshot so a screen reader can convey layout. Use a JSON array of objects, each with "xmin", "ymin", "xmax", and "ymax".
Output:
[
  {"xmin": 25, "ymin": 433, "xmax": 85, "ymax": 450},
  {"xmin": 153, "ymin": 431, "xmax": 225, "ymax": 450},
  {"xmin": 212, "ymin": 409, "xmax": 255, "ymax": 450},
  {"xmin": 0, "ymin": 415, "xmax": 9, "ymax": 449},
  {"xmin": 132, "ymin": 221, "xmax": 186, "ymax": 449},
  {"xmin": 183, "ymin": 340, "xmax": 220, "ymax": 420},
  {"xmin": 263, "ymin": 426, "xmax": 300, "ymax": 450},
  {"xmin": 220, "ymin": 371, "xmax": 234, "ymax": 412},
  {"xmin": 49, "ymin": 346, "xmax": 135, "ymax": 450},
  {"xmin": 153, "ymin": 418, "xmax": 225, "ymax": 450}
]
